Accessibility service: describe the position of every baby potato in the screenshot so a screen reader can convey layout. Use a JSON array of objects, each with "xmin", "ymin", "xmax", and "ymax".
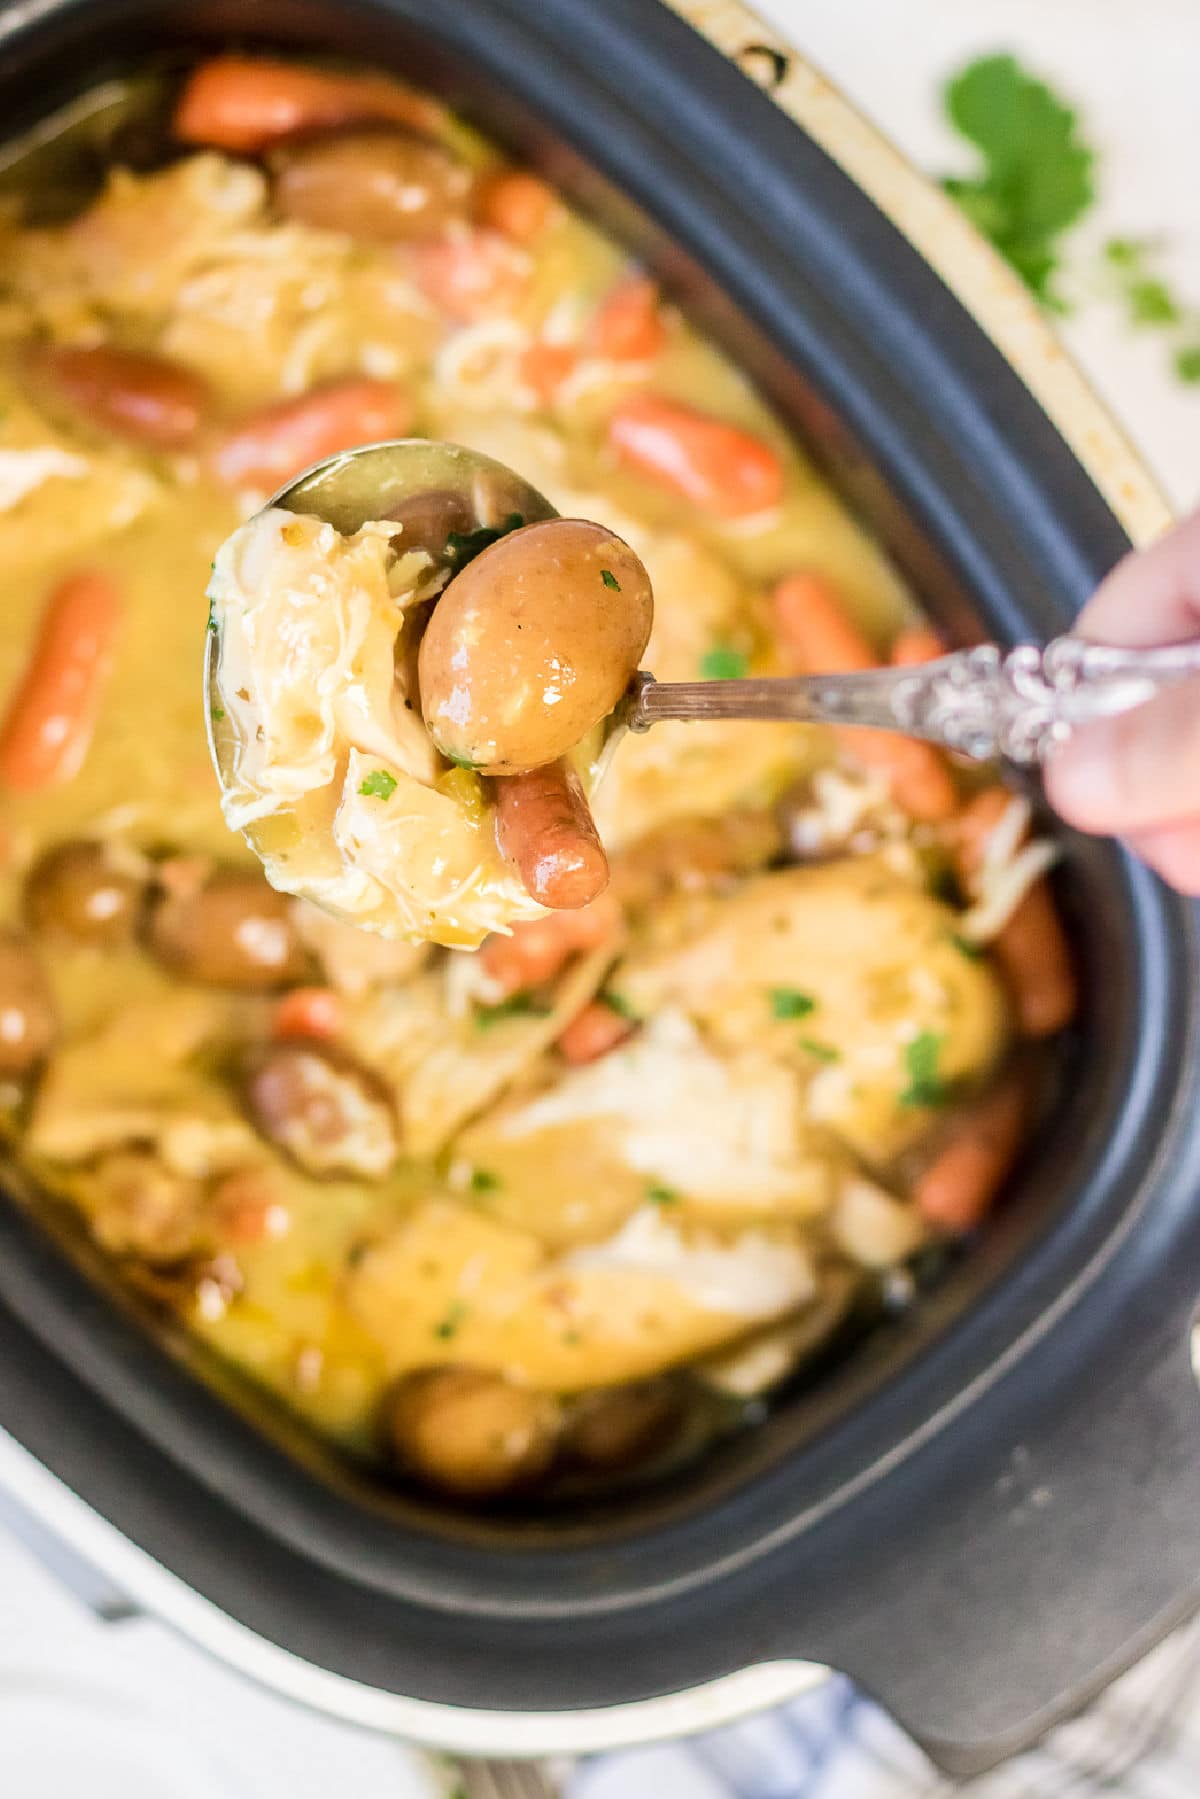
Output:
[
  {"xmin": 384, "ymin": 1365, "xmax": 562, "ymax": 1496},
  {"xmin": 418, "ymin": 518, "xmax": 653, "ymax": 775}
]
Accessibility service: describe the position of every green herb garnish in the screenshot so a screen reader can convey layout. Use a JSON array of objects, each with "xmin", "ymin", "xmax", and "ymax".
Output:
[
  {"xmin": 901, "ymin": 1030, "xmax": 947, "ymax": 1107},
  {"xmin": 699, "ymin": 644, "xmax": 748, "ymax": 681},
  {"xmin": 469, "ymin": 1168, "xmax": 500, "ymax": 1192},
  {"xmin": 800, "ymin": 1038, "xmax": 840, "ymax": 1064},
  {"xmin": 599, "ymin": 989, "xmax": 638, "ymax": 1020},
  {"xmin": 445, "ymin": 512, "xmax": 525, "ymax": 571},
  {"xmin": 444, "ymin": 751, "xmax": 481, "ymax": 771},
  {"xmin": 601, "ymin": 567, "xmax": 621, "ymax": 591},
  {"xmin": 1129, "ymin": 277, "xmax": 1180, "ymax": 326},
  {"xmin": 358, "ymin": 768, "xmax": 398, "ymax": 800},
  {"xmin": 770, "ymin": 987, "xmax": 816, "ymax": 1021},
  {"xmin": 939, "ymin": 54, "xmax": 1095, "ymax": 308},
  {"xmin": 645, "ymin": 1183, "xmax": 680, "ymax": 1206},
  {"xmin": 1175, "ymin": 344, "xmax": 1200, "ymax": 384},
  {"xmin": 210, "ymin": 705, "xmax": 225, "ymax": 723},
  {"xmin": 474, "ymin": 993, "xmax": 552, "ymax": 1030},
  {"xmin": 433, "ymin": 1301, "xmax": 468, "ymax": 1341},
  {"xmin": 952, "ymin": 933, "xmax": 984, "ymax": 961}
]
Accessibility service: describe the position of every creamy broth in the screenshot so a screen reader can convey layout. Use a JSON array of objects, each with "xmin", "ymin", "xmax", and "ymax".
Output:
[{"xmin": 0, "ymin": 59, "xmax": 1073, "ymax": 1500}]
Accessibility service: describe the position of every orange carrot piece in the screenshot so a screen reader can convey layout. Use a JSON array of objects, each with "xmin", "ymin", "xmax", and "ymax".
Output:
[
  {"xmin": 211, "ymin": 377, "xmax": 411, "ymax": 492},
  {"xmin": 212, "ymin": 1168, "xmax": 291, "ymax": 1245},
  {"xmin": 890, "ymin": 624, "xmax": 945, "ymax": 667},
  {"xmin": 409, "ymin": 228, "xmax": 528, "ymax": 322},
  {"xmin": 0, "ymin": 572, "xmax": 120, "ymax": 791},
  {"xmin": 476, "ymin": 170, "xmax": 556, "ymax": 242},
  {"xmin": 772, "ymin": 574, "xmax": 957, "ymax": 821},
  {"xmin": 273, "ymin": 987, "xmax": 344, "ymax": 1042},
  {"xmin": 608, "ymin": 395, "xmax": 783, "ymax": 517},
  {"xmin": 519, "ymin": 340, "xmax": 578, "ymax": 402},
  {"xmin": 557, "ymin": 999, "xmax": 634, "ymax": 1065},
  {"xmin": 951, "ymin": 787, "xmax": 1078, "ymax": 1038},
  {"xmin": 480, "ymin": 891, "xmax": 621, "ymax": 998},
  {"xmin": 173, "ymin": 56, "xmax": 440, "ymax": 154},
  {"xmin": 847, "ymin": 732, "xmax": 958, "ymax": 822},
  {"xmin": 772, "ymin": 571, "xmax": 876, "ymax": 672},
  {"xmin": 590, "ymin": 275, "xmax": 666, "ymax": 362},
  {"xmin": 914, "ymin": 1071, "xmax": 1028, "ymax": 1233}
]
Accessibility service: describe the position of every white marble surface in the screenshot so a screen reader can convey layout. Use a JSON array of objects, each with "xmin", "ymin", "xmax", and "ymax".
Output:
[{"xmin": 1, "ymin": 6, "xmax": 1196, "ymax": 1794}]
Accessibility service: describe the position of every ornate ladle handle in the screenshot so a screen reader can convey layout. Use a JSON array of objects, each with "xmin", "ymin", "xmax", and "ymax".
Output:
[{"xmin": 625, "ymin": 637, "xmax": 1200, "ymax": 764}]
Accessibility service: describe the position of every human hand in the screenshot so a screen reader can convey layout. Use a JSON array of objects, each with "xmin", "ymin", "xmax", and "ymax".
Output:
[{"xmin": 1045, "ymin": 509, "xmax": 1200, "ymax": 894}]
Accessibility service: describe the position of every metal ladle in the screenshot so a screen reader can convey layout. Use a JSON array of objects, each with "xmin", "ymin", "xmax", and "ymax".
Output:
[{"xmin": 206, "ymin": 438, "xmax": 1200, "ymax": 790}]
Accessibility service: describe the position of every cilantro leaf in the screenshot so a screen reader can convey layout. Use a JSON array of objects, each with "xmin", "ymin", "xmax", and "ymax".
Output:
[
  {"xmin": 474, "ymin": 993, "xmax": 551, "ymax": 1030},
  {"xmin": 699, "ymin": 644, "xmax": 748, "ymax": 681},
  {"xmin": 445, "ymin": 512, "xmax": 525, "ymax": 571},
  {"xmin": 770, "ymin": 987, "xmax": 816, "ymax": 1020},
  {"xmin": 900, "ymin": 1030, "xmax": 947, "ymax": 1108},
  {"xmin": 358, "ymin": 768, "xmax": 397, "ymax": 800},
  {"xmin": 601, "ymin": 567, "xmax": 621, "ymax": 591},
  {"xmin": 1175, "ymin": 345, "xmax": 1200, "ymax": 384},
  {"xmin": 433, "ymin": 1301, "xmax": 468, "ymax": 1341},
  {"xmin": 469, "ymin": 1168, "xmax": 500, "ymax": 1192},
  {"xmin": 940, "ymin": 54, "xmax": 1095, "ymax": 307},
  {"xmin": 1129, "ymin": 278, "xmax": 1181, "ymax": 326},
  {"xmin": 599, "ymin": 989, "xmax": 638, "ymax": 1020},
  {"xmin": 645, "ymin": 1183, "xmax": 679, "ymax": 1206}
]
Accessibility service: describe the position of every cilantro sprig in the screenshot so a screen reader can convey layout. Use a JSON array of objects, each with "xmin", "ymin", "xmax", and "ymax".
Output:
[
  {"xmin": 940, "ymin": 53, "xmax": 1095, "ymax": 310},
  {"xmin": 900, "ymin": 1031, "xmax": 948, "ymax": 1109},
  {"xmin": 358, "ymin": 768, "xmax": 397, "ymax": 800}
]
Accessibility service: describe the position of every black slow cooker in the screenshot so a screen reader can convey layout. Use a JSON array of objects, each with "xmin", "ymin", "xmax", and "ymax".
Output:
[{"xmin": 0, "ymin": 0, "xmax": 1197, "ymax": 1778}]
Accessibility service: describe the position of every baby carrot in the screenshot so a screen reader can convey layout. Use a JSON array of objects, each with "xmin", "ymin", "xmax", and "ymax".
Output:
[
  {"xmin": 211, "ymin": 377, "xmax": 411, "ymax": 492},
  {"xmin": 480, "ymin": 891, "xmax": 621, "ymax": 997},
  {"xmin": 952, "ymin": 787, "xmax": 1078, "ymax": 1038},
  {"xmin": 273, "ymin": 987, "xmax": 344, "ymax": 1042},
  {"xmin": 475, "ymin": 170, "xmax": 556, "ymax": 242},
  {"xmin": 890, "ymin": 624, "xmax": 945, "ymax": 667},
  {"xmin": 557, "ymin": 999, "xmax": 634, "ymax": 1065},
  {"xmin": 519, "ymin": 341, "xmax": 578, "ymax": 402},
  {"xmin": 608, "ymin": 395, "xmax": 783, "ymax": 517},
  {"xmin": 913, "ymin": 1070, "xmax": 1028, "ymax": 1233},
  {"xmin": 590, "ymin": 276, "xmax": 666, "ymax": 362},
  {"xmin": 409, "ymin": 228, "xmax": 528, "ymax": 321},
  {"xmin": 173, "ymin": 56, "xmax": 440, "ymax": 154},
  {"xmin": 494, "ymin": 759, "xmax": 609, "ymax": 908},
  {"xmin": 0, "ymin": 572, "xmax": 121, "ymax": 791},
  {"xmin": 772, "ymin": 573, "xmax": 957, "ymax": 821}
]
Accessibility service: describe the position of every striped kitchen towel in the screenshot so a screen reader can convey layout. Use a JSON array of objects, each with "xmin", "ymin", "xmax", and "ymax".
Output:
[{"xmin": 571, "ymin": 1612, "xmax": 1200, "ymax": 1797}]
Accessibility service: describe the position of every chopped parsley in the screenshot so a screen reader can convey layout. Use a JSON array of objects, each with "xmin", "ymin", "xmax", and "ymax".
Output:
[
  {"xmin": 1099, "ymin": 237, "xmax": 1200, "ymax": 378},
  {"xmin": 469, "ymin": 1168, "xmax": 500, "ymax": 1193},
  {"xmin": 901, "ymin": 1030, "xmax": 948, "ymax": 1108},
  {"xmin": 951, "ymin": 933, "xmax": 984, "ymax": 961},
  {"xmin": 358, "ymin": 768, "xmax": 397, "ymax": 800},
  {"xmin": 600, "ymin": 567, "xmax": 621, "ymax": 591},
  {"xmin": 800, "ymin": 1038, "xmax": 839, "ymax": 1064},
  {"xmin": 433, "ymin": 1300, "xmax": 468, "ymax": 1341},
  {"xmin": 474, "ymin": 992, "xmax": 552, "ymax": 1030},
  {"xmin": 445, "ymin": 511, "xmax": 525, "ymax": 571},
  {"xmin": 699, "ymin": 643, "xmax": 748, "ymax": 681},
  {"xmin": 645, "ymin": 1183, "xmax": 680, "ymax": 1206},
  {"xmin": 770, "ymin": 987, "xmax": 816, "ymax": 1021},
  {"xmin": 939, "ymin": 54, "xmax": 1095, "ymax": 309},
  {"xmin": 1175, "ymin": 345, "xmax": 1200, "ymax": 384},
  {"xmin": 599, "ymin": 988, "xmax": 638, "ymax": 1020},
  {"xmin": 210, "ymin": 705, "xmax": 225, "ymax": 723}
]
